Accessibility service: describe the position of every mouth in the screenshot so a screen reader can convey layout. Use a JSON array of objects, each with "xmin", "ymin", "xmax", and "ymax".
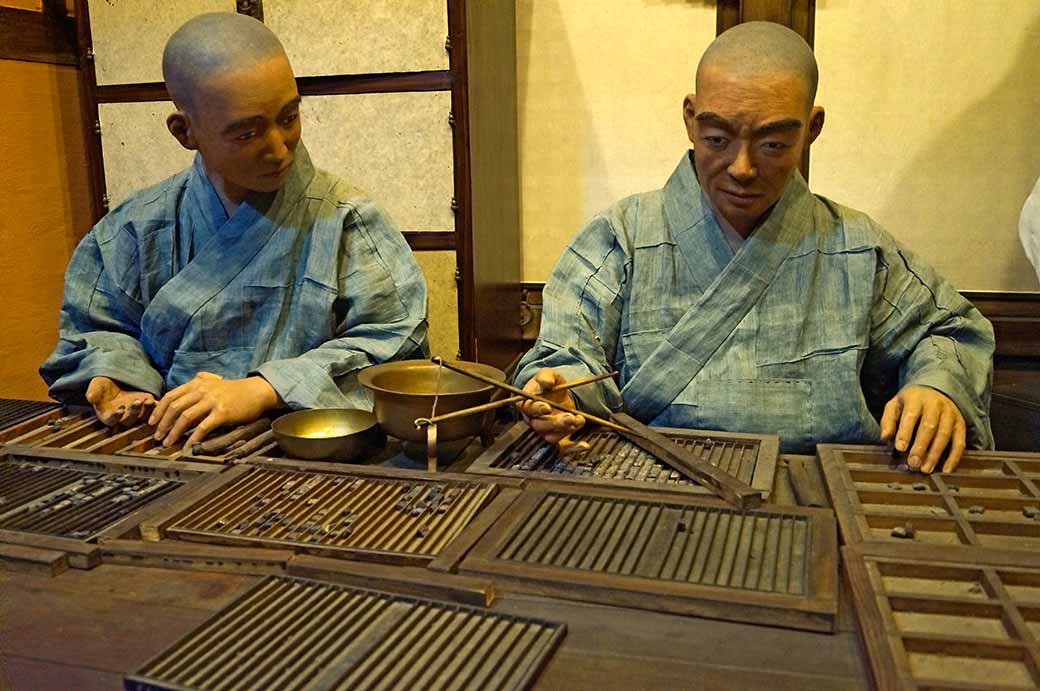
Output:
[
  {"xmin": 719, "ymin": 189, "xmax": 762, "ymax": 205},
  {"xmin": 264, "ymin": 162, "xmax": 292, "ymax": 178}
]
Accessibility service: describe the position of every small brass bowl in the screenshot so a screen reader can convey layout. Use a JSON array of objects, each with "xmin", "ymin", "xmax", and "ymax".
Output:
[
  {"xmin": 271, "ymin": 409, "xmax": 384, "ymax": 462},
  {"xmin": 358, "ymin": 360, "xmax": 505, "ymax": 443}
]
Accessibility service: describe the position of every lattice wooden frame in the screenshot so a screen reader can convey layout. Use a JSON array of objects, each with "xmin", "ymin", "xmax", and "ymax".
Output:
[
  {"xmin": 459, "ymin": 481, "xmax": 838, "ymax": 632},
  {"xmin": 466, "ymin": 422, "xmax": 779, "ymax": 499},
  {"xmin": 844, "ymin": 546, "xmax": 1040, "ymax": 690},
  {"xmin": 819, "ymin": 444, "xmax": 1040, "ymax": 563}
]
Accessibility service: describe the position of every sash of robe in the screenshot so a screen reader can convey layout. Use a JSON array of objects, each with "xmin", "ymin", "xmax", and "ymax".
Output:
[
  {"xmin": 621, "ymin": 158, "xmax": 816, "ymax": 422},
  {"xmin": 139, "ymin": 148, "xmax": 316, "ymax": 374}
]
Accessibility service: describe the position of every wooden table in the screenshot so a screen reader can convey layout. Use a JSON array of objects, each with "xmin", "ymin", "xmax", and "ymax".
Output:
[{"xmin": 0, "ymin": 447, "xmax": 871, "ymax": 690}]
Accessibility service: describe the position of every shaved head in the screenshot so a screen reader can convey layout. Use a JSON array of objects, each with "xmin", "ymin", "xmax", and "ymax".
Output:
[
  {"xmin": 162, "ymin": 12, "xmax": 287, "ymax": 112},
  {"xmin": 697, "ymin": 21, "xmax": 818, "ymax": 105}
]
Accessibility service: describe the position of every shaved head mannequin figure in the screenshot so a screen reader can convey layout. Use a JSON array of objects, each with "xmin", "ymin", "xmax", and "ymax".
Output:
[{"xmin": 161, "ymin": 12, "xmax": 302, "ymax": 212}]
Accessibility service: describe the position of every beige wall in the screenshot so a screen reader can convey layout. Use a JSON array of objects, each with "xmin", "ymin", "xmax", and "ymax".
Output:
[
  {"xmin": 0, "ymin": 58, "xmax": 92, "ymax": 400},
  {"xmin": 517, "ymin": 1, "xmax": 1040, "ymax": 291}
]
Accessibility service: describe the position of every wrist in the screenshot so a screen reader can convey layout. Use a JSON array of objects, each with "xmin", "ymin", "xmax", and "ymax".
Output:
[{"xmin": 247, "ymin": 376, "xmax": 283, "ymax": 411}]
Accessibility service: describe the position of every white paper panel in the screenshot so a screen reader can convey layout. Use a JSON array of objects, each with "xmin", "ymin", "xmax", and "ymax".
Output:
[
  {"xmin": 301, "ymin": 91, "xmax": 455, "ymax": 232},
  {"xmin": 89, "ymin": 0, "xmax": 234, "ymax": 86},
  {"xmin": 99, "ymin": 101, "xmax": 195, "ymax": 207},
  {"xmin": 264, "ymin": 0, "xmax": 448, "ymax": 77},
  {"xmin": 416, "ymin": 251, "xmax": 460, "ymax": 360}
]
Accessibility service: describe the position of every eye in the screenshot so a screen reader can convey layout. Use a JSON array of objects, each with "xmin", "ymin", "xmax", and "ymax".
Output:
[
  {"xmin": 280, "ymin": 112, "xmax": 299, "ymax": 127},
  {"xmin": 235, "ymin": 130, "xmax": 257, "ymax": 142},
  {"xmin": 762, "ymin": 141, "xmax": 790, "ymax": 152},
  {"xmin": 703, "ymin": 136, "xmax": 728, "ymax": 149}
]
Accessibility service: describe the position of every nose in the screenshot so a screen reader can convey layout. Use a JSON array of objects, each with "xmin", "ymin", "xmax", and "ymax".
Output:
[
  {"xmin": 262, "ymin": 128, "xmax": 290, "ymax": 163},
  {"xmin": 727, "ymin": 142, "xmax": 757, "ymax": 183}
]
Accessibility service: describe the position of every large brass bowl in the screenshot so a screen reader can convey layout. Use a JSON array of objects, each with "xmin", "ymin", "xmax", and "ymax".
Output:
[
  {"xmin": 358, "ymin": 360, "xmax": 505, "ymax": 443},
  {"xmin": 271, "ymin": 408, "xmax": 384, "ymax": 462}
]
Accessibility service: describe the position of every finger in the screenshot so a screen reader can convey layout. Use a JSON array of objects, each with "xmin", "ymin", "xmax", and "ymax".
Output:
[
  {"xmin": 529, "ymin": 412, "xmax": 582, "ymax": 436},
  {"xmin": 154, "ymin": 391, "xmax": 203, "ymax": 439},
  {"xmin": 196, "ymin": 371, "xmax": 222, "ymax": 380},
  {"xmin": 118, "ymin": 401, "xmax": 140, "ymax": 426},
  {"xmin": 907, "ymin": 405, "xmax": 940, "ymax": 470},
  {"xmin": 879, "ymin": 397, "xmax": 902, "ymax": 443},
  {"xmin": 894, "ymin": 398, "xmax": 922, "ymax": 454},
  {"xmin": 941, "ymin": 419, "xmax": 967, "ymax": 473},
  {"xmin": 558, "ymin": 436, "xmax": 590, "ymax": 456},
  {"xmin": 97, "ymin": 403, "xmax": 123, "ymax": 427},
  {"xmin": 163, "ymin": 401, "xmax": 212, "ymax": 447},
  {"xmin": 185, "ymin": 411, "xmax": 223, "ymax": 447},
  {"xmin": 921, "ymin": 409, "xmax": 956, "ymax": 473},
  {"xmin": 149, "ymin": 382, "xmax": 194, "ymax": 426}
]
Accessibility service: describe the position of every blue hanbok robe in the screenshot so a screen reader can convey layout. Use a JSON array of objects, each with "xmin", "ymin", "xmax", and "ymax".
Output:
[
  {"xmin": 41, "ymin": 143, "xmax": 429, "ymax": 410},
  {"xmin": 516, "ymin": 152, "xmax": 995, "ymax": 453}
]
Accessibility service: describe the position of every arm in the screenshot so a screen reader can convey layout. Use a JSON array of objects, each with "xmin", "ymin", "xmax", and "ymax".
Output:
[
  {"xmin": 40, "ymin": 226, "xmax": 165, "ymax": 411},
  {"xmin": 514, "ymin": 215, "xmax": 629, "ymax": 441},
  {"xmin": 864, "ymin": 228, "xmax": 995, "ymax": 470}
]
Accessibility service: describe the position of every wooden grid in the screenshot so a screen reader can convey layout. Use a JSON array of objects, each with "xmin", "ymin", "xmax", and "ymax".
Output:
[
  {"xmin": 0, "ymin": 446, "xmax": 219, "ymax": 568},
  {"xmin": 844, "ymin": 546, "xmax": 1040, "ymax": 690},
  {"xmin": 155, "ymin": 465, "xmax": 511, "ymax": 568},
  {"xmin": 459, "ymin": 482, "xmax": 838, "ymax": 632},
  {"xmin": 126, "ymin": 575, "xmax": 565, "ymax": 691},
  {"xmin": 819, "ymin": 445, "xmax": 1040, "ymax": 563},
  {"xmin": 466, "ymin": 422, "xmax": 779, "ymax": 499},
  {"xmin": 1, "ymin": 409, "xmax": 282, "ymax": 464}
]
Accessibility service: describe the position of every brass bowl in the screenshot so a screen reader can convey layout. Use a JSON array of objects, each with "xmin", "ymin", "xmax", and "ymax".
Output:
[
  {"xmin": 271, "ymin": 409, "xmax": 384, "ymax": 462},
  {"xmin": 358, "ymin": 359, "xmax": 505, "ymax": 443}
]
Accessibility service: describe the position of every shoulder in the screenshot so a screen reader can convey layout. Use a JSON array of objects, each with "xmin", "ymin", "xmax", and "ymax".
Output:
[
  {"xmin": 91, "ymin": 169, "xmax": 191, "ymax": 246},
  {"xmin": 807, "ymin": 193, "xmax": 896, "ymax": 253},
  {"xmin": 569, "ymin": 189, "xmax": 665, "ymax": 264},
  {"xmin": 307, "ymin": 168, "xmax": 400, "ymax": 234}
]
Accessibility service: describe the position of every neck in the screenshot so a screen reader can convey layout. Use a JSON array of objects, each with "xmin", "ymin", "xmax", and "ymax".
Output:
[{"xmin": 200, "ymin": 163, "xmax": 245, "ymax": 216}]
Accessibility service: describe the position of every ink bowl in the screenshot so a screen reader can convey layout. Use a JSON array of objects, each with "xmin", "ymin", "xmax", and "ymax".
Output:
[{"xmin": 272, "ymin": 408, "xmax": 384, "ymax": 462}]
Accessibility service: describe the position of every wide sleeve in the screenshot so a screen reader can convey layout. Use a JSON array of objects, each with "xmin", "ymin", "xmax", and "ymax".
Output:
[
  {"xmin": 513, "ymin": 215, "xmax": 628, "ymax": 417},
  {"xmin": 1019, "ymin": 176, "xmax": 1040, "ymax": 284},
  {"xmin": 254, "ymin": 200, "xmax": 429, "ymax": 409},
  {"xmin": 862, "ymin": 227, "xmax": 995, "ymax": 449},
  {"xmin": 39, "ymin": 226, "xmax": 165, "ymax": 403}
]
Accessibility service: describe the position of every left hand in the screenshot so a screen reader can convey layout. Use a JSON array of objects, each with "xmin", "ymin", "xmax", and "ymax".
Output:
[
  {"xmin": 148, "ymin": 372, "xmax": 282, "ymax": 447},
  {"xmin": 880, "ymin": 385, "xmax": 967, "ymax": 473}
]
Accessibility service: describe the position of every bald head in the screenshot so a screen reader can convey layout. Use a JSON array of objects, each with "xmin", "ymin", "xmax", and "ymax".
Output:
[
  {"xmin": 163, "ymin": 12, "xmax": 288, "ymax": 112},
  {"xmin": 697, "ymin": 21, "xmax": 818, "ymax": 105}
]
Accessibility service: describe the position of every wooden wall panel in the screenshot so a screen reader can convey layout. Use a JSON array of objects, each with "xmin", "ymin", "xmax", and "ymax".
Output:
[
  {"xmin": 98, "ymin": 101, "xmax": 192, "ymax": 207},
  {"xmin": 300, "ymin": 91, "xmax": 455, "ymax": 232},
  {"xmin": 88, "ymin": 0, "xmax": 233, "ymax": 86},
  {"xmin": 264, "ymin": 0, "xmax": 448, "ymax": 77},
  {"xmin": 415, "ymin": 251, "xmax": 460, "ymax": 359}
]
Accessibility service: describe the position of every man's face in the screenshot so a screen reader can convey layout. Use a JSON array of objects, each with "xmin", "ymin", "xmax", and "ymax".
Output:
[
  {"xmin": 684, "ymin": 67, "xmax": 823, "ymax": 235},
  {"xmin": 177, "ymin": 54, "xmax": 302, "ymax": 202}
]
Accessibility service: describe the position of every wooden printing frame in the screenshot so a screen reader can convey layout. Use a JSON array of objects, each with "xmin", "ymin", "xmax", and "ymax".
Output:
[
  {"xmin": 818, "ymin": 444, "xmax": 1040, "ymax": 564},
  {"xmin": 843, "ymin": 545, "xmax": 1040, "ymax": 690},
  {"xmin": 0, "ymin": 445, "xmax": 220, "ymax": 568},
  {"xmin": 1, "ymin": 406, "xmax": 276, "ymax": 465},
  {"xmin": 459, "ymin": 481, "xmax": 838, "ymax": 632},
  {"xmin": 139, "ymin": 460, "xmax": 523, "ymax": 572},
  {"xmin": 125, "ymin": 574, "xmax": 565, "ymax": 691},
  {"xmin": 465, "ymin": 421, "xmax": 780, "ymax": 500}
]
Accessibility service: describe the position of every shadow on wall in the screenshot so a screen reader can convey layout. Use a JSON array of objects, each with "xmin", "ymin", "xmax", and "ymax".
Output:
[
  {"xmin": 878, "ymin": 14, "xmax": 1040, "ymax": 291},
  {"xmin": 516, "ymin": 0, "xmax": 606, "ymax": 277}
]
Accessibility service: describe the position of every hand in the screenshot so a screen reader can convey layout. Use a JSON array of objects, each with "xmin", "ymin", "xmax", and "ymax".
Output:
[
  {"xmin": 86, "ymin": 376, "xmax": 157, "ymax": 427},
  {"xmin": 880, "ymin": 385, "xmax": 967, "ymax": 473},
  {"xmin": 518, "ymin": 368, "xmax": 589, "ymax": 455},
  {"xmin": 148, "ymin": 372, "xmax": 281, "ymax": 447}
]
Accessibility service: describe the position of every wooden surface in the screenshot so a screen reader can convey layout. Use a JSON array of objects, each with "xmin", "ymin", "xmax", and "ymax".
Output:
[
  {"xmin": 0, "ymin": 562, "xmax": 869, "ymax": 691},
  {"xmin": 0, "ymin": 5, "xmax": 77, "ymax": 65}
]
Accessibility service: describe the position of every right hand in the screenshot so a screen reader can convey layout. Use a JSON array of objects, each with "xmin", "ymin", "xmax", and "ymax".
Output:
[
  {"xmin": 518, "ymin": 368, "xmax": 589, "ymax": 455},
  {"xmin": 86, "ymin": 376, "xmax": 157, "ymax": 428}
]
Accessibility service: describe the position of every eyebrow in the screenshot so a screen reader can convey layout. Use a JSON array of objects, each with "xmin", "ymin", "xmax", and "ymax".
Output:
[
  {"xmin": 221, "ymin": 96, "xmax": 302, "ymax": 136},
  {"xmin": 695, "ymin": 112, "xmax": 804, "ymax": 137}
]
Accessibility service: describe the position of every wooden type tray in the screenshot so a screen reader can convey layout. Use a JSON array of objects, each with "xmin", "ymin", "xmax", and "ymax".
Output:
[
  {"xmin": 466, "ymin": 422, "xmax": 779, "ymax": 499},
  {"xmin": 819, "ymin": 444, "xmax": 1040, "ymax": 562},
  {"xmin": 125, "ymin": 575, "xmax": 565, "ymax": 691},
  {"xmin": 151, "ymin": 464, "xmax": 514, "ymax": 568},
  {"xmin": 458, "ymin": 482, "xmax": 838, "ymax": 632},
  {"xmin": 844, "ymin": 546, "xmax": 1040, "ymax": 690},
  {"xmin": 0, "ymin": 446, "xmax": 220, "ymax": 568},
  {"xmin": 0, "ymin": 398, "xmax": 60, "ymax": 431},
  {"xmin": 0, "ymin": 408, "xmax": 280, "ymax": 464}
]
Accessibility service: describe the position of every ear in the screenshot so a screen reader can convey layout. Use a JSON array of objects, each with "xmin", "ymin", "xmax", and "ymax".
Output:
[
  {"xmin": 682, "ymin": 94, "xmax": 697, "ymax": 144},
  {"xmin": 166, "ymin": 111, "xmax": 198, "ymax": 151},
  {"xmin": 806, "ymin": 105, "xmax": 825, "ymax": 146}
]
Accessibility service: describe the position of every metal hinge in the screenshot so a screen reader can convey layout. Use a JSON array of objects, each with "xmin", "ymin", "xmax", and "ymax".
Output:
[
  {"xmin": 450, "ymin": 197, "xmax": 459, "ymax": 212},
  {"xmin": 84, "ymin": 46, "xmax": 94, "ymax": 61},
  {"xmin": 454, "ymin": 267, "xmax": 462, "ymax": 284},
  {"xmin": 101, "ymin": 194, "xmax": 110, "ymax": 209},
  {"xmin": 448, "ymin": 111, "xmax": 455, "ymax": 128},
  {"xmin": 93, "ymin": 119, "xmax": 101, "ymax": 135},
  {"xmin": 445, "ymin": 35, "xmax": 451, "ymax": 53}
]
